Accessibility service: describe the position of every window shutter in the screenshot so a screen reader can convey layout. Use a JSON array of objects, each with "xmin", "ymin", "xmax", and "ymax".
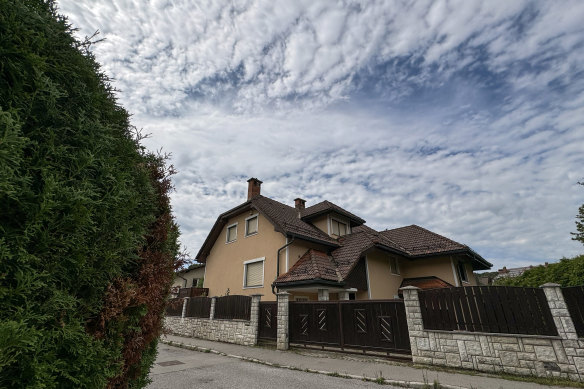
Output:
[
  {"xmin": 227, "ymin": 226, "xmax": 236, "ymax": 242},
  {"xmin": 246, "ymin": 216, "xmax": 258, "ymax": 235},
  {"xmin": 246, "ymin": 261, "xmax": 263, "ymax": 287},
  {"xmin": 332, "ymin": 221, "xmax": 339, "ymax": 235}
]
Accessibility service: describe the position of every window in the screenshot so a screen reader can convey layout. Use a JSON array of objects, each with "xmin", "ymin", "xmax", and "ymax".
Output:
[
  {"xmin": 389, "ymin": 257, "xmax": 400, "ymax": 275},
  {"xmin": 245, "ymin": 214, "xmax": 258, "ymax": 236},
  {"xmin": 244, "ymin": 258, "xmax": 264, "ymax": 288},
  {"xmin": 457, "ymin": 262, "xmax": 468, "ymax": 283},
  {"xmin": 331, "ymin": 218, "xmax": 348, "ymax": 236},
  {"xmin": 191, "ymin": 278, "xmax": 200, "ymax": 287},
  {"xmin": 226, "ymin": 223, "xmax": 237, "ymax": 243}
]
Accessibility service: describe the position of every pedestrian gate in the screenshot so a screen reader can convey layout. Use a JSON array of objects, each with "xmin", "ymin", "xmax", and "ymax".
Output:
[
  {"xmin": 258, "ymin": 302, "xmax": 278, "ymax": 340},
  {"xmin": 289, "ymin": 300, "xmax": 410, "ymax": 355}
]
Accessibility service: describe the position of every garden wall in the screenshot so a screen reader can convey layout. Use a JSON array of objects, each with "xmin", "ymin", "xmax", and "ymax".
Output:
[
  {"xmin": 401, "ymin": 284, "xmax": 584, "ymax": 382},
  {"xmin": 164, "ymin": 294, "xmax": 261, "ymax": 347}
]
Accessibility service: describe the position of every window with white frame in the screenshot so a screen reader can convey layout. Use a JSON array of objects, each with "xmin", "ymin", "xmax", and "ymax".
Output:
[
  {"xmin": 226, "ymin": 223, "xmax": 237, "ymax": 243},
  {"xmin": 245, "ymin": 214, "xmax": 258, "ymax": 236},
  {"xmin": 244, "ymin": 258, "xmax": 264, "ymax": 288},
  {"xmin": 457, "ymin": 261, "xmax": 468, "ymax": 283},
  {"xmin": 389, "ymin": 257, "xmax": 400, "ymax": 275},
  {"xmin": 331, "ymin": 218, "xmax": 348, "ymax": 236}
]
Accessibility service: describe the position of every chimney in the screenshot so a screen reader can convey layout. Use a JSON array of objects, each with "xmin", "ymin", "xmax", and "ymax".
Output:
[
  {"xmin": 247, "ymin": 178, "xmax": 262, "ymax": 200},
  {"xmin": 294, "ymin": 198, "xmax": 306, "ymax": 211}
]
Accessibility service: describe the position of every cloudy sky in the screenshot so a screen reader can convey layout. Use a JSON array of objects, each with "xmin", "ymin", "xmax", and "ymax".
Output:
[{"xmin": 58, "ymin": 0, "xmax": 584, "ymax": 270}]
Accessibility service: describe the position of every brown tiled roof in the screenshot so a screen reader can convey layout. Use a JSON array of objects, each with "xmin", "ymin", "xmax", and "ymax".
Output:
[
  {"xmin": 380, "ymin": 225, "xmax": 466, "ymax": 256},
  {"xmin": 400, "ymin": 276, "xmax": 453, "ymax": 290},
  {"xmin": 331, "ymin": 225, "xmax": 403, "ymax": 279},
  {"xmin": 275, "ymin": 249, "xmax": 341, "ymax": 283},
  {"xmin": 251, "ymin": 196, "xmax": 339, "ymax": 245},
  {"xmin": 301, "ymin": 200, "xmax": 365, "ymax": 225},
  {"xmin": 196, "ymin": 195, "xmax": 339, "ymax": 261}
]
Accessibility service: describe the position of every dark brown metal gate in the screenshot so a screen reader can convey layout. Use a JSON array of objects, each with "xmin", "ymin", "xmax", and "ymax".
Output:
[
  {"xmin": 258, "ymin": 302, "xmax": 278, "ymax": 340},
  {"xmin": 289, "ymin": 300, "xmax": 410, "ymax": 355}
]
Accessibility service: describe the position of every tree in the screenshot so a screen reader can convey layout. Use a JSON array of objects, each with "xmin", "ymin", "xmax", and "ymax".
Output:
[
  {"xmin": 0, "ymin": 1, "xmax": 182, "ymax": 387},
  {"xmin": 494, "ymin": 255, "xmax": 584, "ymax": 287},
  {"xmin": 573, "ymin": 181, "xmax": 584, "ymax": 246}
]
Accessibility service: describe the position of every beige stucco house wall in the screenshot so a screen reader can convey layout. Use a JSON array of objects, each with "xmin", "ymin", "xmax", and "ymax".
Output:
[{"xmin": 203, "ymin": 212, "xmax": 286, "ymax": 300}]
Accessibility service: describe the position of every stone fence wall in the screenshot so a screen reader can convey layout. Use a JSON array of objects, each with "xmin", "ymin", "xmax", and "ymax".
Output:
[
  {"xmin": 401, "ymin": 284, "xmax": 584, "ymax": 382},
  {"xmin": 163, "ymin": 294, "xmax": 261, "ymax": 347}
]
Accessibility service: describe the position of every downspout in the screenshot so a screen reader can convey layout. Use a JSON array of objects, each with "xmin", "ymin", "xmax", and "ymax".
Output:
[
  {"xmin": 177, "ymin": 274, "xmax": 188, "ymax": 288},
  {"xmin": 272, "ymin": 236, "xmax": 295, "ymax": 295}
]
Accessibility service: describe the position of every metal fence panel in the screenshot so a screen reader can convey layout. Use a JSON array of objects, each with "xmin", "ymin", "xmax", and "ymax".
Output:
[
  {"xmin": 185, "ymin": 297, "xmax": 211, "ymax": 318},
  {"xmin": 165, "ymin": 298, "xmax": 184, "ymax": 316},
  {"xmin": 563, "ymin": 286, "xmax": 584, "ymax": 337},
  {"xmin": 419, "ymin": 286, "xmax": 557, "ymax": 336},
  {"xmin": 214, "ymin": 295, "xmax": 251, "ymax": 320}
]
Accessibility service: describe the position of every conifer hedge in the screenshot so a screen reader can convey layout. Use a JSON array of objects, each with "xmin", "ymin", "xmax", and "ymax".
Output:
[{"xmin": 0, "ymin": 1, "xmax": 181, "ymax": 387}]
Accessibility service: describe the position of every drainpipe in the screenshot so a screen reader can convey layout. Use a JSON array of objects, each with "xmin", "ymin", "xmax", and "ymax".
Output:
[
  {"xmin": 272, "ymin": 236, "xmax": 295, "ymax": 295},
  {"xmin": 177, "ymin": 274, "xmax": 188, "ymax": 288}
]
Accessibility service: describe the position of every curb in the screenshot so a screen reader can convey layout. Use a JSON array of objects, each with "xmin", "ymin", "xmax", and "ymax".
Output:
[{"xmin": 160, "ymin": 339, "xmax": 467, "ymax": 389}]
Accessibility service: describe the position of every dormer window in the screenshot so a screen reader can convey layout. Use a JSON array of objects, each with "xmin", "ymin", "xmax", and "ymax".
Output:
[
  {"xmin": 226, "ymin": 223, "xmax": 237, "ymax": 243},
  {"xmin": 245, "ymin": 214, "xmax": 258, "ymax": 236},
  {"xmin": 331, "ymin": 218, "xmax": 348, "ymax": 236}
]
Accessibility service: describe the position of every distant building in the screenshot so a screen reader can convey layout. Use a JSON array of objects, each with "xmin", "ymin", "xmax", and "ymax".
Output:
[{"xmin": 494, "ymin": 263, "xmax": 549, "ymax": 281}]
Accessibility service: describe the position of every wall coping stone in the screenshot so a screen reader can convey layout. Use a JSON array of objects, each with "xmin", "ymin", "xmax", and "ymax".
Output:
[
  {"xmin": 540, "ymin": 283, "xmax": 561, "ymax": 288},
  {"xmin": 423, "ymin": 329, "xmax": 562, "ymax": 340}
]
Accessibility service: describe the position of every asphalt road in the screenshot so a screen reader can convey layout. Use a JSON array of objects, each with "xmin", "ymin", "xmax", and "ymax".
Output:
[{"xmin": 147, "ymin": 343, "xmax": 402, "ymax": 389}]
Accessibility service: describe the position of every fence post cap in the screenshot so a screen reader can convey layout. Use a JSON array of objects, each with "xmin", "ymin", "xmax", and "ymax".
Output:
[
  {"xmin": 250, "ymin": 294, "xmax": 263, "ymax": 297},
  {"xmin": 540, "ymin": 283, "xmax": 561, "ymax": 288},
  {"xmin": 276, "ymin": 291, "xmax": 290, "ymax": 295},
  {"xmin": 399, "ymin": 286, "xmax": 421, "ymax": 291}
]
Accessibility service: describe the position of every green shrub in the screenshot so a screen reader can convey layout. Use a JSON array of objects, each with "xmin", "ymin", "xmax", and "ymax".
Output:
[
  {"xmin": 494, "ymin": 255, "xmax": 584, "ymax": 287},
  {"xmin": 0, "ymin": 1, "xmax": 181, "ymax": 387}
]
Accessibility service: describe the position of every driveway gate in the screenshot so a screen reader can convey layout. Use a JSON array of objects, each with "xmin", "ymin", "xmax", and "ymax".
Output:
[
  {"xmin": 289, "ymin": 300, "xmax": 410, "ymax": 355},
  {"xmin": 258, "ymin": 302, "xmax": 278, "ymax": 340}
]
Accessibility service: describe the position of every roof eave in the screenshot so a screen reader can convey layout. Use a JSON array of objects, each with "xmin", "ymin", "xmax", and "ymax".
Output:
[
  {"xmin": 301, "ymin": 209, "xmax": 365, "ymax": 226},
  {"xmin": 273, "ymin": 278, "xmax": 345, "ymax": 288}
]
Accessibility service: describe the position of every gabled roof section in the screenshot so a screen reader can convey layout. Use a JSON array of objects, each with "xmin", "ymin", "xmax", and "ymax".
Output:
[
  {"xmin": 275, "ymin": 249, "xmax": 341, "ymax": 284},
  {"xmin": 301, "ymin": 200, "xmax": 366, "ymax": 226},
  {"xmin": 332, "ymin": 225, "xmax": 404, "ymax": 279},
  {"xmin": 380, "ymin": 225, "xmax": 492, "ymax": 269},
  {"xmin": 196, "ymin": 195, "xmax": 339, "ymax": 262}
]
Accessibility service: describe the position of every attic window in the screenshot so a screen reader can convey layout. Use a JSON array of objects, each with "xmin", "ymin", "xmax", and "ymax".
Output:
[
  {"xmin": 226, "ymin": 223, "xmax": 237, "ymax": 243},
  {"xmin": 389, "ymin": 257, "xmax": 400, "ymax": 275},
  {"xmin": 331, "ymin": 219, "xmax": 348, "ymax": 236},
  {"xmin": 245, "ymin": 214, "xmax": 258, "ymax": 236}
]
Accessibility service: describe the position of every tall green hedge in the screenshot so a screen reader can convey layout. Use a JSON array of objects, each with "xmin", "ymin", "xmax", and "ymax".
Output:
[
  {"xmin": 0, "ymin": 1, "xmax": 180, "ymax": 387},
  {"xmin": 494, "ymin": 255, "xmax": 584, "ymax": 287}
]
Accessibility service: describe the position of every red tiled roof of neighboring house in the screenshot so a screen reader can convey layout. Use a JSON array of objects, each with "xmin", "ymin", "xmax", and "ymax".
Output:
[
  {"xmin": 301, "ymin": 200, "xmax": 366, "ymax": 225},
  {"xmin": 275, "ymin": 249, "xmax": 341, "ymax": 283},
  {"xmin": 400, "ymin": 276, "xmax": 453, "ymax": 290}
]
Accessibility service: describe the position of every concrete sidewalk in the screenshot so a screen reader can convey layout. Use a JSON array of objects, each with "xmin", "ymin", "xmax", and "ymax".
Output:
[{"xmin": 160, "ymin": 334, "xmax": 575, "ymax": 389}]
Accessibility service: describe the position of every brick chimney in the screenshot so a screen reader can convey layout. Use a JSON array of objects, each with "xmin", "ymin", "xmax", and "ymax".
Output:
[
  {"xmin": 294, "ymin": 198, "xmax": 306, "ymax": 211},
  {"xmin": 247, "ymin": 178, "xmax": 262, "ymax": 200}
]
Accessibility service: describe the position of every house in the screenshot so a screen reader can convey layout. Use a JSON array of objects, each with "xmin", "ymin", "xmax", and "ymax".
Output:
[
  {"xmin": 172, "ymin": 263, "xmax": 205, "ymax": 289},
  {"xmin": 196, "ymin": 178, "xmax": 492, "ymax": 301}
]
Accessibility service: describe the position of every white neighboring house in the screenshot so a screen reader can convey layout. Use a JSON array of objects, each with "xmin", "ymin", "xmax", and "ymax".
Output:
[{"xmin": 171, "ymin": 263, "xmax": 205, "ymax": 296}]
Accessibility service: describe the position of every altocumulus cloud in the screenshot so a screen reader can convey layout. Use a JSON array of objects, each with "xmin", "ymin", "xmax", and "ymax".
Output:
[{"xmin": 58, "ymin": 0, "xmax": 584, "ymax": 269}]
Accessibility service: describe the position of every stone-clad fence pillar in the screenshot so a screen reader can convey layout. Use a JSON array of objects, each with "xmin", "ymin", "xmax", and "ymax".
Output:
[
  {"xmin": 276, "ymin": 292, "xmax": 290, "ymax": 350},
  {"xmin": 540, "ymin": 283, "xmax": 578, "ymax": 340},
  {"xmin": 209, "ymin": 297, "xmax": 216, "ymax": 320},
  {"xmin": 400, "ymin": 284, "xmax": 584, "ymax": 382},
  {"xmin": 250, "ymin": 294, "xmax": 262, "ymax": 345},
  {"xmin": 181, "ymin": 297, "xmax": 189, "ymax": 319}
]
